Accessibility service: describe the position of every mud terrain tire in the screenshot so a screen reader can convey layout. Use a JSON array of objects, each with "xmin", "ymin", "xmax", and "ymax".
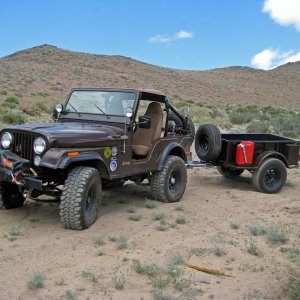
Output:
[
  {"xmin": 60, "ymin": 166, "xmax": 101, "ymax": 230},
  {"xmin": 149, "ymin": 155, "xmax": 187, "ymax": 202},
  {"xmin": 195, "ymin": 124, "xmax": 222, "ymax": 161},
  {"xmin": 0, "ymin": 181, "xmax": 25, "ymax": 209},
  {"xmin": 252, "ymin": 158, "xmax": 287, "ymax": 194}
]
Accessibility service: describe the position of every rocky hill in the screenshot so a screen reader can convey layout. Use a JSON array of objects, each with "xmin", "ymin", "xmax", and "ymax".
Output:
[{"xmin": 0, "ymin": 44, "xmax": 299, "ymax": 108}]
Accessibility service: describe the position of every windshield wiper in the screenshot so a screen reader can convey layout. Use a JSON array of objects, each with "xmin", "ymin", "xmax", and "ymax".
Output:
[
  {"xmin": 93, "ymin": 104, "xmax": 106, "ymax": 115},
  {"xmin": 68, "ymin": 103, "xmax": 81, "ymax": 117}
]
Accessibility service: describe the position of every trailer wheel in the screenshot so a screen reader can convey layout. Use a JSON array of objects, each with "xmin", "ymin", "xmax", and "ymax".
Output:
[
  {"xmin": 217, "ymin": 166, "xmax": 244, "ymax": 178},
  {"xmin": 149, "ymin": 155, "xmax": 187, "ymax": 202},
  {"xmin": 195, "ymin": 124, "xmax": 222, "ymax": 161},
  {"xmin": 60, "ymin": 166, "xmax": 101, "ymax": 230},
  {"xmin": 252, "ymin": 158, "xmax": 287, "ymax": 194},
  {"xmin": 0, "ymin": 182, "xmax": 25, "ymax": 209}
]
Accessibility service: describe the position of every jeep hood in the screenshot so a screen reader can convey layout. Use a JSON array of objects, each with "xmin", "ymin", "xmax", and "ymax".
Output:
[{"xmin": 4, "ymin": 123, "xmax": 125, "ymax": 147}]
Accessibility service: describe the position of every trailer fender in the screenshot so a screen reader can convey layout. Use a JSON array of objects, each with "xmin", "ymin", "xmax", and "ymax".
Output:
[
  {"xmin": 158, "ymin": 142, "xmax": 187, "ymax": 170},
  {"xmin": 254, "ymin": 151, "xmax": 288, "ymax": 168}
]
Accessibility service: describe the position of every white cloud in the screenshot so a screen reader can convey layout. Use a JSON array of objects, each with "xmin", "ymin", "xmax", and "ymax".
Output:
[
  {"xmin": 175, "ymin": 30, "xmax": 194, "ymax": 39},
  {"xmin": 251, "ymin": 48, "xmax": 300, "ymax": 70},
  {"xmin": 251, "ymin": 49, "xmax": 278, "ymax": 70},
  {"xmin": 148, "ymin": 34, "xmax": 171, "ymax": 43},
  {"xmin": 263, "ymin": 0, "xmax": 300, "ymax": 30},
  {"xmin": 148, "ymin": 30, "xmax": 194, "ymax": 43}
]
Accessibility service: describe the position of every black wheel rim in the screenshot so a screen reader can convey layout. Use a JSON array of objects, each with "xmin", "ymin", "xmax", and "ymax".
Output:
[
  {"xmin": 199, "ymin": 135, "xmax": 209, "ymax": 153},
  {"xmin": 169, "ymin": 169, "xmax": 181, "ymax": 194},
  {"xmin": 264, "ymin": 168, "xmax": 281, "ymax": 187},
  {"xmin": 85, "ymin": 185, "xmax": 97, "ymax": 220}
]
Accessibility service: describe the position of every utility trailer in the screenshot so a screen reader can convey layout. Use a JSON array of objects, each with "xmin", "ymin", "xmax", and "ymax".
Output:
[{"xmin": 193, "ymin": 125, "xmax": 300, "ymax": 194}]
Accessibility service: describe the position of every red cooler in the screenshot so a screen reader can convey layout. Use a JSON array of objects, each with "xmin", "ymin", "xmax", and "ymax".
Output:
[{"xmin": 236, "ymin": 141, "xmax": 254, "ymax": 165}]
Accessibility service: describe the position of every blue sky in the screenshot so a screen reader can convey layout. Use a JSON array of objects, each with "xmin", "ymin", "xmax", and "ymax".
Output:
[{"xmin": 0, "ymin": 0, "xmax": 299, "ymax": 70}]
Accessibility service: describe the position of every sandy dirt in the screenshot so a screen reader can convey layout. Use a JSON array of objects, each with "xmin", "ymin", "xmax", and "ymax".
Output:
[{"xmin": 0, "ymin": 167, "xmax": 299, "ymax": 300}]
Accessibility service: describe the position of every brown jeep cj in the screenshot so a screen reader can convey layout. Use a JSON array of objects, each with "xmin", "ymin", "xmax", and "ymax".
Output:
[{"xmin": 0, "ymin": 88, "xmax": 194, "ymax": 230}]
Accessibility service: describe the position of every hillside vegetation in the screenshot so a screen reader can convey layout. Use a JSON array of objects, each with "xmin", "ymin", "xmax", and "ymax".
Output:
[{"xmin": 0, "ymin": 45, "xmax": 299, "ymax": 137}]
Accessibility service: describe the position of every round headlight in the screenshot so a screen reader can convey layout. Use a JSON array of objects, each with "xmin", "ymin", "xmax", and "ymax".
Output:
[
  {"xmin": 1, "ymin": 132, "xmax": 13, "ymax": 149},
  {"xmin": 33, "ymin": 137, "xmax": 46, "ymax": 154}
]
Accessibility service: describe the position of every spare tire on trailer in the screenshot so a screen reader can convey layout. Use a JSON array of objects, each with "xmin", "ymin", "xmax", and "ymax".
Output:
[
  {"xmin": 195, "ymin": 124, "xmax": 222, "ymax": 161},
  {"xmin": 169, "ymin": 112, "xmax": 195, "ymax": 146}
]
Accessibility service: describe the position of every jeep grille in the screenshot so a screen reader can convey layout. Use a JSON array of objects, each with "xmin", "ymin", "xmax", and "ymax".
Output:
[{"xmin": 12, "ymin": 132, "xmax": 35, "ymax": 162}]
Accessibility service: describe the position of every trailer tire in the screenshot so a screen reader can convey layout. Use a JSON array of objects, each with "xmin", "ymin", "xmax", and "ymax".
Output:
[
  {"xmin": 0, "ymin": 182, "xmax": 25, "ymax": 209},
  {"xmin": 217, "ymin": 166, "xmax": 244, "ymax": 178},
  {"xmin": 195, "ymin": 124, "xmax": 222, "ymax": 161},
  {"xmin": 60, "ymin": 166, "xmax": 101, "ymax": 230},
  {"xmin": 252, "ymin": 158, "xmax": 287, "ymax": 194},
  {"xmin": 169, "ymin": 112, "xmax": 195, "ymax": 145},
  {"xmin": 149, "ymin": 155, "xmax": 187, "ymax": 203}
]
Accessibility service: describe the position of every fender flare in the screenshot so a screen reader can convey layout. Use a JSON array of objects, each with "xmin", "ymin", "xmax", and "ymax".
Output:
[
  {"xmin": 254, "ymin": 151, "xmax": 288, "ymax": 168},
  {"xmin": 57, "ymin": 152, "xmax": 110, "ymax": 178},
  {"xmin": 157, "ymin": 142, "xmax": 187, "ymax": 170}
]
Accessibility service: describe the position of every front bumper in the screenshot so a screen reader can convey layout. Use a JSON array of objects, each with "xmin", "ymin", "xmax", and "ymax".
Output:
[{"xmin": 0, "ymin": 150, "xmax": 42, "ymax": 190}]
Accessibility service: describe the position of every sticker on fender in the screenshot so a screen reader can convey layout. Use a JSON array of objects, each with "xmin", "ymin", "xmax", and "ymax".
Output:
[
  {"xmin": 110, "ymin": 160, "xmax": 117, "ymax": 172},
  {"xmin": 104, "ymin": 147, "xmax": 112, "ymax": 159}
]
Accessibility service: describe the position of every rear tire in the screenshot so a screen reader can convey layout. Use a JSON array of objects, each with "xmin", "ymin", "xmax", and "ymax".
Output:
[
  {"xmin": 217, "ymin": 166, "xmax": 244, "ymax": 178},
  {"xmin": 60, "ymin": 166, "xmax": 101, "ymax": 230},
  {"xmin": 0, "ymin": 182, "xmax": 25, "ymax": 209},
  {"xmin": 149, "ymin": 155, "xmax": 187, "ymax": 203},
  {"xmin": 252, "ymin": 158, "xmax": 287, "ymax": 193},
  {"xmin": 195, "ymin": 124, "xmax": 222, "ymax": 161}
]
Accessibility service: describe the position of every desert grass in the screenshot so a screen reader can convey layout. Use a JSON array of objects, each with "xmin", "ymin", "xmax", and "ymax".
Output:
[
  {"xmin": 27, "ymin": 271, "xmax": 45, "ymax": 289},
  {"xmin": 153, "ymin": 211, "xmax": 165, "ymax": 220},
  {"xmin": 175, "ymin": 215, "xmax": 186, "ymax": 225},
  {"xmin": 245, "ymin": 238, "xmax": 262, "ymax": 256},
  {"xmin": 128, "ymin": 213, "xmax": 143, "ymax": 221},
  {"xmin": 145, "ymin": 199, "xmax": 157, "ymax": 209},
  {"xmin": 116, "ymin": 236, "xmax": 128, "ymax": 249},
  {"xmin": 81, "ymin": 271, "xmax": 98, "ymax": 283}
]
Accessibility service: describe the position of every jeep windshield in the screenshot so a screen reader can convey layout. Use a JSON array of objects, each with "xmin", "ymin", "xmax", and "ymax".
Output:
[{"xmin": 65, "ymin": 90, "xmax": 136, "ymax": 116}]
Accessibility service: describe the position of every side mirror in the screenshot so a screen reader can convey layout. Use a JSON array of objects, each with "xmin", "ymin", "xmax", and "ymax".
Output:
[
  {"xmin": 138, "ymin": 116, "xmax": 151, "ymax": 129},
  {"xmin": 52, "ymin": 103, "xmax": 63, "ymax": 121}
]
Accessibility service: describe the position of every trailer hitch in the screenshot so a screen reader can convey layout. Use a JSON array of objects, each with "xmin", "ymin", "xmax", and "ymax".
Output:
[{"xmin": 185, "ymin": 160, "xmax": 214, "ymax": 169}]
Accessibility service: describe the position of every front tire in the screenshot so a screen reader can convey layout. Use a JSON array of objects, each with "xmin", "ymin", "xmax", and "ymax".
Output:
[
  {"xmin": 0, "ymin": 181, "xmax": 25, "ymax": 209},
  {"xmin": 252, "ymin": 158, "xmax": 287, "ymax": 194},
  {"xmin": 60, "ymin": 167, "xmax": 101, "ymax": 230},
  {"xmin": 149, "ymin": 156, "xmax": 187, "ymax": 203}
]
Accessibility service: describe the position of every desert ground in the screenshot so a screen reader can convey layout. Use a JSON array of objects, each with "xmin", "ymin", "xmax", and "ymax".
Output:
[{"xmin": 0, "ymin": 166, "xmax": 299, "ymax": 300}]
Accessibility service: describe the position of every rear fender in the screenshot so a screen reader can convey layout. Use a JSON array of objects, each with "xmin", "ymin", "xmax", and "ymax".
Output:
[{"xmin": 157, "ymin": 142, "xmax": 187, "ymax": 170}]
